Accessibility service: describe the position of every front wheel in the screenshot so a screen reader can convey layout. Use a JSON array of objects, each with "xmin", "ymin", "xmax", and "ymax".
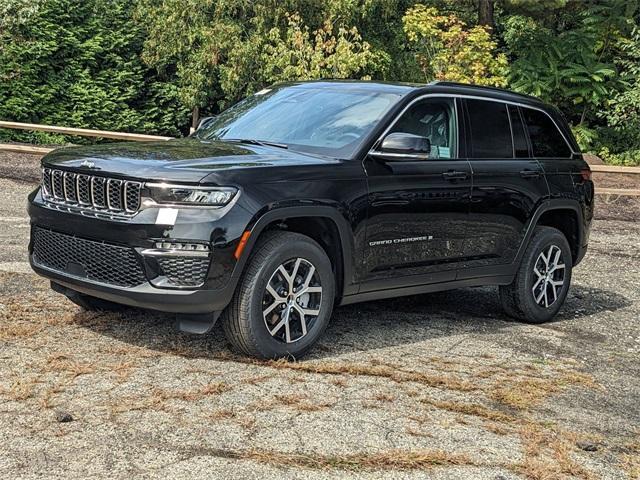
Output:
[
  {"xmin": 222, "ymin": 231, "xmax": 335, "ymax": 359},
  {"xmin": 500, "ymin": 226, "xmax": 572, "ymax": 324}
]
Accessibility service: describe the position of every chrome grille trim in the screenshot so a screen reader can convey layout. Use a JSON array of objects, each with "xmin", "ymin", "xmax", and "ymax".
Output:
[
  {"xmin": 41, "ymin": 168, "xmax": 141, "ymax": 218},
  {"xmin": 106, "ymin": 179, "xmax": 123, "ymax": 211},
  {"xmin": 63, "ymin": 172, "xmax": 77, "ymax": 202},
  {"xmin": 124, "ymin": 181, "xmax": 142, "ymax": 212},
  {"xmin": 42, "ymin": 168, "xmax": 53, "ymax": 197}
]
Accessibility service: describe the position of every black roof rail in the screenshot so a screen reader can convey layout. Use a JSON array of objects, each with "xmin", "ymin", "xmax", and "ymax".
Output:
[{"xmin": 428, "ymin": 80, "xmax": 542, "ymax": 103}]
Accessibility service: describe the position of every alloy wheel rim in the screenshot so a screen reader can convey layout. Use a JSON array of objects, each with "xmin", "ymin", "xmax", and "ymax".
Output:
[
  {"xmin": 262, "ymin": 257, "xmax": 322, "ymax": 343},
  {"xmin": 532, "ymin": 244, "xmax": 565, "ymax": 308}
]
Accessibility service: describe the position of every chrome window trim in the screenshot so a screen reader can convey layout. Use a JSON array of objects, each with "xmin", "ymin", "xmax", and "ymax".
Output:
[
  {"xmin": 369, "ymin": 93, "xmax": 576, "ymax": 159},
  {"xmin": 369, "ymin": 151, "xmax": 430, "ymax": 161}
]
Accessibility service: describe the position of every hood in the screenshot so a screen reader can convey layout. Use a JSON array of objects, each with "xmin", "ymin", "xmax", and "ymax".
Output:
[{"xmin": 41, "ymin": 138, "xmax": 339, "ymax": 184}]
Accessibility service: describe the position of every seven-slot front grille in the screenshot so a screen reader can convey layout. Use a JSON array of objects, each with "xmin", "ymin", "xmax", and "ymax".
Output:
[
  {"xmin": 32, "ymin": 227, "xmax": 147, "ymax": 287},
  {"xmin": 42, "ymin": 168, "xmax": 141, "ymax": 216}
]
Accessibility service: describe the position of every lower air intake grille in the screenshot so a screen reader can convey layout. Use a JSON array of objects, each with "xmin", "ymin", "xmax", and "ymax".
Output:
[
  {"xmin": 32, "ymin": 227, "xmax": 146, "ymax": 287},
  {"xmin": 156, "ymin": 257, "xmax": 209, "ymax": 287}
]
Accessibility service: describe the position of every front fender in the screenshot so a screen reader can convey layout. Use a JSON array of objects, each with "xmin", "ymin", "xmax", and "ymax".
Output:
[{"xmin": 229, "ymin": 204, "xmax": 357, "ymax": 298}]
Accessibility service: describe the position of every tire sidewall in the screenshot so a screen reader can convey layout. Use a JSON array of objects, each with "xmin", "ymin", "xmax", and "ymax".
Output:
[
  {"xmin": 245, "ymin": 237, "xmax": 335, "ymax": 358},
  {"xmin": 521, "ymin": 229, "xmax": 572, "ymax": 323}
]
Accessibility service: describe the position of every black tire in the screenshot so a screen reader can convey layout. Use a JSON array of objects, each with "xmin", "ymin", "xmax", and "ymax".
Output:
[
  {"xmin": 222, "ymin": 231, "xmax": 335, "ymax": 359},
  {"xmin": 499, "ymin": 226, "xmax": 572, "ymax": 324},
  {"xmin": 64, "ymin": 290, "xmax": 127, "ymax": 312}
]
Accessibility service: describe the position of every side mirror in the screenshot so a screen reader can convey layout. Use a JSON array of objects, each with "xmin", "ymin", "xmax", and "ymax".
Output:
[
  {"xmin": 197, "ymin": 116, "xmax": 216, "ymax": 130},
  {"xmin": 377, "ymin": 132, "xmax": 431, "ymax": 159}
]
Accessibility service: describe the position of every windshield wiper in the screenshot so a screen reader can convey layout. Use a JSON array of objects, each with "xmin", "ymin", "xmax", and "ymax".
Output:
[{"xmin": 224, "ymin": 138, "xmax": 288, "ymax": 149}]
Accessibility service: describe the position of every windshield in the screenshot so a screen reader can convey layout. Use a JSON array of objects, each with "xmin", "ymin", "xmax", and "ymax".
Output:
[{"xmin": 195, "ymin": 85, "xmax": 402, "ymax": 159}]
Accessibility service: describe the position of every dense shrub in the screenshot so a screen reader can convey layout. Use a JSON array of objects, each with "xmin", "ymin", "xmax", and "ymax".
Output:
[{"xmin": 0, "ymin": 0, "xmax": 638, "ymax": 164}]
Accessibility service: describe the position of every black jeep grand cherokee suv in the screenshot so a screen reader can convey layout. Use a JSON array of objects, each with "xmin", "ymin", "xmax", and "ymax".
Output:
[{"xmin": 29, "ymin": 81, "xmax": 594, "ymax": 359}]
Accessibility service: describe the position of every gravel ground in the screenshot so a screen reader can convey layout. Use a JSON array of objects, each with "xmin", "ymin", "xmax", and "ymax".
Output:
[{"xmin": 1, "ymin": 175, "xmax": 639, "ymax": 479}]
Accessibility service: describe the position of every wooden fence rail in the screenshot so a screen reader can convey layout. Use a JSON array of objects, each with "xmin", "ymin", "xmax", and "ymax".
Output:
[
  {"xmin": 0, "ymin": 121, "xmax": 638, "ymax": 195},
  {"xmin": 0, "ymin": 121, "xmax": 173, "ymax": 142}
]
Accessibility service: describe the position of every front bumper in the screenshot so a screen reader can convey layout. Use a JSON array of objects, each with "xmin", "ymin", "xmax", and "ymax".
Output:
[
  {"xmin": 32, "ymin": 262, "xmax": 235, "ymax": 314},
  {"xmin": 28, "ymin": 188, "xmax": 251, "ymax": 314}
]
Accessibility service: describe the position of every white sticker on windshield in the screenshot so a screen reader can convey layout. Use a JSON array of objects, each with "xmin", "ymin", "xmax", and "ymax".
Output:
[{"xmin": 255, "ymin": 88, "xmax": 271, "ymax": 96}]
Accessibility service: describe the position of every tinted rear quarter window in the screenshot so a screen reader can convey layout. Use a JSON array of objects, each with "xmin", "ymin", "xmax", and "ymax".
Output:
[
  {"xmin": 521, "ymin": 108, "xmax": 572, "ymax": 158},
  {"xmin": 508, "ymin": 105, "xmax": 529, "ymax": 158},
  {"xmin": 466, "ymin": 99, "xmax": 513, "ymax": 158}
]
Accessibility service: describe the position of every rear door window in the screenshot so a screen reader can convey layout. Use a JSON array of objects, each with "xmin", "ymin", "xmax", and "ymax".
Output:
[
  {"xmin": 521, "ymin": 107, "xmax": 572, "ymax": 158},
  {"xmin": 466, "ymin": 99, "xmax": 513, "ymax": 159}
]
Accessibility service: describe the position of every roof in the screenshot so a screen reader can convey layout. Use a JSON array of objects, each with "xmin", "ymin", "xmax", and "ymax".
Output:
[
  {"xmin": 284, "ymin": 79, "xmax": 545, "ymax": 107},
  {"xmin": 423, "ymin": 81, "xmax": 544, "ymax": 106}
]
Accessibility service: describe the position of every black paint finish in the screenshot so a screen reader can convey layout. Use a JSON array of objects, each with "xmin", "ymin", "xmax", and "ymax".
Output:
[{"xmin": 28, "ymin": 80, "xmax": 593, "ymax": 315}]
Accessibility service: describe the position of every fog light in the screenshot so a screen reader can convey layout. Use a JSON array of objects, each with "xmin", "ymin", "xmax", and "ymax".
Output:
[{"xmin": 154, "ymin": 242, "xmax": 210, "ymax": 252}]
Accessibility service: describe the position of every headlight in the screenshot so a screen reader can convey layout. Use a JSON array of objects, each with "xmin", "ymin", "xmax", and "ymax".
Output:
[{"xmin": 147, "ymin": 184, "xmax": 237, "ymax": 206}]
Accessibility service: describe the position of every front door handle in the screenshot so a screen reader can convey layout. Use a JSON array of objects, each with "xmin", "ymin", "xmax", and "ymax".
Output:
[
  {"xmin": 442, "ymin": 171, "xmax": 468, "ymax": 181},
  {"xmin": 520, "ymin": 169, "xmax": 541, "ymax": 178}
]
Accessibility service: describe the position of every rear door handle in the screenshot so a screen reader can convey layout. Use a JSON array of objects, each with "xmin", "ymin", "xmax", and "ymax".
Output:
[
  {"xmin": 520, "ymin": 169, "xmax": 541, "ymax": 178},
  {"xmin": 442, "ymin": 171, "xmax": 468, "ymax": 181}
]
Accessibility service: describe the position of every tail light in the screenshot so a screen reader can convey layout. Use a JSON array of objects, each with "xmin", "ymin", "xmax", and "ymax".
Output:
[{"xmin": 580, "ymin": 168, "xmax": 592, "ymax": 181}]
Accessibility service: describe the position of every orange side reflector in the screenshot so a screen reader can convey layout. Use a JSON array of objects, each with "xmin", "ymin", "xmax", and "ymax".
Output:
[{"xmin": 234, "ymin": 231, "xmax": 251, "ymax": 260}]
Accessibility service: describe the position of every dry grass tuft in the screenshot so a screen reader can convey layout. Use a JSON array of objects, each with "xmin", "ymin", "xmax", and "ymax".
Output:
[
  {"xmin": 273, "ymin": 393, "xmax": 335, "ymax": 412},
  {"xmin": 511, "ymin": 423, "xmax": 596, "ymax": 480},
  {"xmin": 209, "ymin": 408, "xmax": 236, "ymax": 421},
  {"xmin": 620, "ymin": 437, "xmax": 640, "ymax": 479},
  {"xmin": 0, "ymin": 321, "xmax": 42, "ymax": 340},
  {"xmin": 489, "ymin": 371, "xmax": 596, "ymax": 410},
  {"xmin": 44, "ymin": 353, "xmax": 95, "ymax": 378},
  {"xmin": 263, "ymin": 359, "xmax": 474, "ymax": 392},
  {"xmin": 158, "ymin": 382, "xmax": 231, "ymax": 401},
  {"xmin": 241, "ymin": 374, "xmax": 272, "ymax": 386},
  {"xmin": 111, "ymin": 382, "xmax": 231, "ymax": 414},
  {"xmin": 329, "ymin": 377, "xmax": 348, "ymax": 388},
  {"xmin": 245, "ymin": 448, "xmax": 476, "ymax": 471},
  {"xmin": 1, "ymin": 377, "xmax": 38, "ymax": 401},
  {"xmin": 422, "ymin": 398, "xmax": 516, "ymax": 424},
  {"xmin": 373, "ymin": 392, "xmax": 395, "ymax": 403}
]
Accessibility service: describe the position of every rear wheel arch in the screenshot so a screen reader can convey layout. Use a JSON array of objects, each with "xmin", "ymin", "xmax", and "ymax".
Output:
[
  {"xmin": 536, "ymin": 207, "xmax": 581, "ymax": 263},
  {"xmin": 518, "ymin": 200, "xmax": 584, "ymax": 268}
]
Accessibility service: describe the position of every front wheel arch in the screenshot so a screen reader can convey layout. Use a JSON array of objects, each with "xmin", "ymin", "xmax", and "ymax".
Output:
[{"xmin": 232, "ymin": 206, "xmax": 355, "ymax": 299}]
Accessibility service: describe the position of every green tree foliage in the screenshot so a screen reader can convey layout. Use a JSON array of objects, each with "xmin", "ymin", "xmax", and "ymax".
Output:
[
  {"xmin": 503, "ymin": 0, "xmax": 639, "ymax": 163},
  {"xmin": 137, "ymin": 0, "xmax": 389, "ymax": 116},
  {"xmin": 0, "ymin": 0, "xmax": 190, "ymax": 142},
  {"xmin": 1, "ymin": 0, "xmax": 640, "ymax": 164},
  {"xmin": 403, "ymin": 4, "xmax": 508, "ymax": 86}
]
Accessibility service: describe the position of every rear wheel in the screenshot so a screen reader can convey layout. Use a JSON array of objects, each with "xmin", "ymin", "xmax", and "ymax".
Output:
[
  {"xmin": 222, "ymin": 231, "xmax": 335, "ymax": 359},
  {"xmin": 499, "ymin": 226, "xmax": 572, "ymax": 324}
]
